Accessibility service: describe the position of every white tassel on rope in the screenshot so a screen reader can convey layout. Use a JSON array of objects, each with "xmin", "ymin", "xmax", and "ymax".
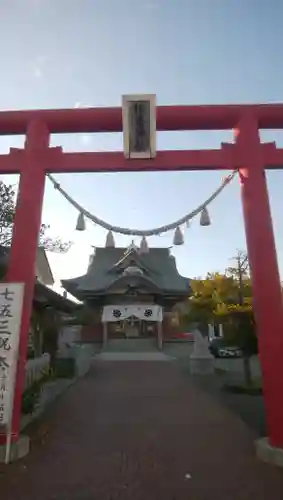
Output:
[
  {"xmin": 76, "ymin": 212, "xmax": 86, "ymax": 231},
  {"xmin": 140, "ymin": 236, "xmax": 149, "ymax": 253},
  {"xmin": 105, "ymin": 230, "xmax": 115, "ymax": 247},
  {"xmin": 173, "ymin": 226, "xmax": 184, "ymax": 245},
  {"xmin": 200, "ymin": 207, "xmax": 211, "ymax": 226}
]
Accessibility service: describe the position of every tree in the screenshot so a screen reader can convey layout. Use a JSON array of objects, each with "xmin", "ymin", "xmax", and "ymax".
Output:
[
  {"xmin": 187, "ymin": 273, "xmax": 239, "ymax": 334},
  {"xmin": 0, "ymin": 181, "xmax": 71, "ymax": 252},
  {"xmin": 226, "ymin": 250, "xmax": 251, "ymax": 305},
  {"xmin": 183, "ymin": 254, "xmax": 258, "ymax": 386}
]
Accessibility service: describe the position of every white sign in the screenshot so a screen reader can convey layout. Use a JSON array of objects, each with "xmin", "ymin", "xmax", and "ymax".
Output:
[
  {"xmin": 102, "ymin": 304, "xmax": 163, "ymax": 323},
  {"xmin": 0, "ymin": 283, "xmax": 24, "ymax": 427}
]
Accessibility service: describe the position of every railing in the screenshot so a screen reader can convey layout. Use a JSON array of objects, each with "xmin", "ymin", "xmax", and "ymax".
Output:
[{"xmin": 24, "ymin": 353, "xmax": 50, "ymax": 390}]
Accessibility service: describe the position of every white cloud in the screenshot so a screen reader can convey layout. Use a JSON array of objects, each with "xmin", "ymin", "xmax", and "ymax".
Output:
[{"xmin": 33, "ymin": 67, "xmax": 43, "ymax": 78}]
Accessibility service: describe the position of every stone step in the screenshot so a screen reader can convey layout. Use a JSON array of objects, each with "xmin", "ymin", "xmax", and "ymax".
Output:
[
  {"xmin": 103, "ymin": 338, "xmax": 158, "ymax": 353},
  {"xmin": 95, "ymin": 352, "xmax": 174, "ymax": 361}
]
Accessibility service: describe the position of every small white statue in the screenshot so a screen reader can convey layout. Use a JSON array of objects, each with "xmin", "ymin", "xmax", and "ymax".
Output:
[{"xmin": 190, "ymin": 329, "xmax": 214, "ymax": 375}]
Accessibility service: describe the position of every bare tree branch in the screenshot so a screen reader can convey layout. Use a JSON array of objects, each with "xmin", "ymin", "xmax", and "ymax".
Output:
[{"xmin": 0, "ymin": 181, "xmax": 72, "ymax": 253}]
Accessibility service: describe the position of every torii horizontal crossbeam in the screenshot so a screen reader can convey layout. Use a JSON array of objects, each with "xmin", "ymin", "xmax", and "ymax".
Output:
[
  {"xmin": 1, "ymin": 103, "xmax": 283, "ymax": 135},
  {"xmin": 0, "ymin": 142, "xmax": 282, "ymax": 174}
]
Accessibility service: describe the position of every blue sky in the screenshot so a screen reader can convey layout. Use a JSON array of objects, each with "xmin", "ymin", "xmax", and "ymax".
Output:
[{"xmin": 1, "ymin": 0, "xmax": 283, "ymax": 289}]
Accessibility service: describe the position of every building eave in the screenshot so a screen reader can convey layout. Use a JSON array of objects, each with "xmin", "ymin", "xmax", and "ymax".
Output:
[{"xmin": 34, "ymin": 282, "xmax": 79, "ymax": 313}]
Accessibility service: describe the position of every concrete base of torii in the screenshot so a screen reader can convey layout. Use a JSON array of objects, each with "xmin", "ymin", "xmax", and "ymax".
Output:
[
  {"xmin": 190, "ymin": 329, "xmax": 215, "ymax": 375},
  {"xmin": 256, "ymin": 437, "xmax": 283, "ymax": 468},
  {"xmin": 0, "ymin": 435, "xmax": 30, "ymax": 464}
]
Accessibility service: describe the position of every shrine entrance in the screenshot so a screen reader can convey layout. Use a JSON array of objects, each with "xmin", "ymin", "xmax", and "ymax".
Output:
[
  {"xmin": 105, "ymin": 317, "xmax": 159, "ymax": 344},
  {"xmin": 1, "ymin": 97, "xmax": 283, "ymax": 455},
  {"xmin": 101, "ymin": 304, "xmax": 163, "ymax": 348},
  {"xmin": 124, "ymin": 317, "xmax": 140, "ymax": 338},
  {"xmin": 121, "ymin": 317, "xmax": 156, "ymax": 339}
]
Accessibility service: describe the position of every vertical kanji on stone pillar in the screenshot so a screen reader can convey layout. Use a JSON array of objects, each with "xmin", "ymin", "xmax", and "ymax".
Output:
[
  {"xmin": 235, "ymin": 114, "xmax": 283, "ymax": 448},
  {"xmin": 6, "ymin": 120, "xmax": 48, "ymax": 440}
]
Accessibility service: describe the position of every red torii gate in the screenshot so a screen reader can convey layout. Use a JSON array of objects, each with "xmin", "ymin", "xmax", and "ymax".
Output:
[{"xmin": 1, "ymin": 104, "xmax": 283, "ymax": 450}]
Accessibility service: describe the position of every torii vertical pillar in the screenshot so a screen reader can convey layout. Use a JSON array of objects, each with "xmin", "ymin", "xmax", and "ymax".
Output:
[
  {"xmin": 3, "ymin": 122, "xmax": 48, "ymax": 444},
  {"xmin": 236, "ymin": 116, "xmax": 283, "ymax": 450}
]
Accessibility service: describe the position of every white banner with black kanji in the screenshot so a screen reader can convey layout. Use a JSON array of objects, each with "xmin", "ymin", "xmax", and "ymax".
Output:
[
  {"xmin": 102, "ymin": 304, "xmax": 163, "ymax": 323},
  {"xmin": 0, "ymin": 283, "xmax": 24, "ymax": 427}
]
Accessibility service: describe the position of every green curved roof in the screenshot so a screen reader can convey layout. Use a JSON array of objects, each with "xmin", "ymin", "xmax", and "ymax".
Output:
[{"xmin": 62, "ymin": 247, "xmax": 190, "ymax": 299}]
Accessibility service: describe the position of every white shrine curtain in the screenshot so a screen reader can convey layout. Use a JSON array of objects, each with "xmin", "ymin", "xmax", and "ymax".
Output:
[{"xmin": 102, "ymin": 304, "xmax": 163, "ymax": 323}]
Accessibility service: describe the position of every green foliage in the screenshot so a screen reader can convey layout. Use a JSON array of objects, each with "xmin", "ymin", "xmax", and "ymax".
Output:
[
  {"xmin": 39, "ymin": 223, "xmax": 72, "ymax": 254},
  {"xmin": 0, "ymin": 180, "xmax": 72, "ymax": 252},
  {"xmin": 21, "ymin": 388, "xmax": 39, "ymax": 415},
  {"xmin": 187, "ymin": 272, "xmax": 241, "ymax": 325},
  {"xmin": 28, "ymin": 306, "xmax": 63, "ymax": 366},
  {"xmin": 182, "ymin": 250, "xmax": 258, "ymax": 386},
  {"xmin": 54, "ymin": 358, "xmax": 76, "ymax": 378},
  {"xmin": 21, "ymin": 368, "xmax": 53, "ymax": 415},
  {"xmin": 215, "ymin": 303, "xmax": 257, "ymax": 358},
  {"xmin": 0, "ymin": 183, "xmax": 15, "ymax": 236},
  {"xmin": 223, "ymin": 382, "xmax": 262, "ymax": 395},
  {"xmin": 186, "ymin": 259, "xmax": 255, "ymax": 348}
]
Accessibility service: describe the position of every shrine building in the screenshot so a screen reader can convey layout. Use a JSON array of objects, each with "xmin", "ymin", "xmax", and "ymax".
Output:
[{"xmin": 62, "ymin": 243, "xmax": 190, "ymax": 348}]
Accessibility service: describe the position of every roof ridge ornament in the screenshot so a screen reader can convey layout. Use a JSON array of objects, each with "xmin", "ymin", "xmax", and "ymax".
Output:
[
  {"xmin": 127, "ymin": 240, "xmax": 139, "ymax": 252},
  {"xmin": 114, "ymin": 245, "xmax": 148, "ymax": 270}
]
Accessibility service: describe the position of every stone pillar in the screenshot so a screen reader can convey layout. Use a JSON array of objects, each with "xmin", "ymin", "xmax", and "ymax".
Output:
[
  {"xmin": 208, "ymin": 324, "xmax": 214, "ymax": 341},
  {"xmin": 190, "ymin": 329, "xmax": 214, "ymax": 375},
  {"xmin": 102, "ymin": 322, "xmax": 108, "ymax": 349},
  {"xmin": 157, "ymin": 321, "xmax": 163, "ymax": 350}
]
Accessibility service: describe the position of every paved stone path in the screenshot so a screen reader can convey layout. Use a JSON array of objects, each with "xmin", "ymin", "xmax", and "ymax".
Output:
[{"xmin": 1, "ymin": 361, "xmax": 283, "ymax": 499}]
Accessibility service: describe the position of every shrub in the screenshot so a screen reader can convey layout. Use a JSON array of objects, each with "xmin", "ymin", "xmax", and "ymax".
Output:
[{"xmin": 21, "ymin": 368, "xmax": 53, "ymax": 415}]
